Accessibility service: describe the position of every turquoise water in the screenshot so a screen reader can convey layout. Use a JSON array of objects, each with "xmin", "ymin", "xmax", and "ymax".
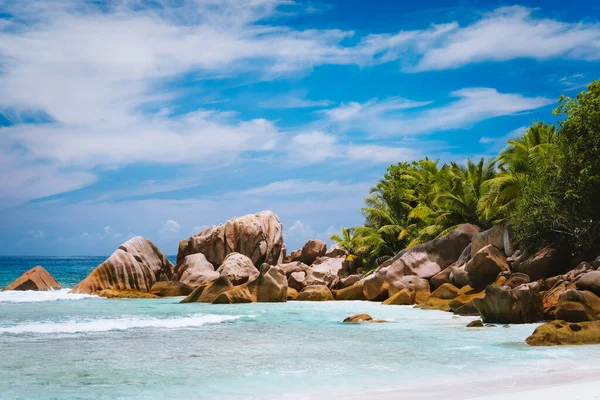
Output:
[{"xmin": 1, "ymin": 257, "xmax": 600, "ymax": 400}]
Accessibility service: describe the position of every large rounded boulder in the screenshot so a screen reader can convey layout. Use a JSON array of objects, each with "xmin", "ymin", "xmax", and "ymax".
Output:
[
  {"xmin": 364, "ymin": 224, "xmax": 479, "ymax": 301},
  {"xmin": 555, "ymin": 289, "xmax": 600, "ymax": 322},
  {"xmin": 575, "ymin": 271, "xmax": 600, "ymax": 297},
  {"xmin": 387, "ymin": 224, "xmax": 479, "ymax": 281},
  {"xmin": 300, "ymin": 240, "xmax": 327, "ymax": 265},
  {"xmin": 509, "ymin": 246, "xmax": 560, "ymax": 281},
  {"xmin": 216, "ymin": 253, "xmax": 260, "ymax": 286},
  {"xmin": 384, "ymin": 276, "xmax": 431, "ymax": 306},
  {"xmin": 471, "ymin": 223, "xmax": 512, "ymax": 257},
  {"xmin": 3, "ymin": 266, "xmax": 61, "ymax": 291},
  {"xmin": 71, "ymin": 237, "xmax": 173, "ymax": 294},
  {"xmin": 333, "ymin": 283, "xmax": 367, "ymax": 301},
  {"xmin": 176, "ymin": 253, "xmax": 219, "ymax": 287},
  {"xmin": 176, "ymin": 210, "xmax": 283, "ymax": 269},
  {"xmin": 473, "ymin": 282, "xmax": 544, "ymax": 324},
  {"xmin": 296, "ymin": 285, "xmax": 334, "ymax": 301},
  {"xmin": 464, "ymin": 245, "xmax": 510, "ymax": 290},
  {"xmin": 305, "ymin": 257, "xmax": 345, "ymax": 289},
  {"xmin": 360, "ymin": 267, "xmax": 389, "ymax": 301}
]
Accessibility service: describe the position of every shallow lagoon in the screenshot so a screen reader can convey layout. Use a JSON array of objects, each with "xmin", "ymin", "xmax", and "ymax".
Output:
[
  {"xmin": 2, "ymin": 257, "xmax": 600, "ymax": 400},
  {"xmin": 2, "ymin": 289, "xmax": 600, "ymax": 400}
]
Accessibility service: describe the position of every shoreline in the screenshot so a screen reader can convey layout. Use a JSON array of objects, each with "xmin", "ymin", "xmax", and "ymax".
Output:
[{"xmin": 337, "ymin": 365, "xmax": 600, "ymax": 400}]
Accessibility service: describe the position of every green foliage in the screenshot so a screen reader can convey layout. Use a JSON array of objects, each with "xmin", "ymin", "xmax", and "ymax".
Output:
[
  {"xmin": 339, "ymin": 80, "xmax": 600, "ymax": 269},
  {"xmin": 513, "ymin": 80, "xmax": 600, "ymax": 255}
]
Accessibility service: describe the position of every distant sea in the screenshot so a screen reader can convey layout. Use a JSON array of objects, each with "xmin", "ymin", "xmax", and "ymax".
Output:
[{"xmin": 1, "ymin": 256, "xmax": 600, "ymax": 400}]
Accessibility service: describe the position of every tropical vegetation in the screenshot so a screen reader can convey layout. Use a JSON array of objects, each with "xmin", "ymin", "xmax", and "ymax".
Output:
[{"xmin": 331, "ymin": 80, "xmax": 600, "ymax": 270}]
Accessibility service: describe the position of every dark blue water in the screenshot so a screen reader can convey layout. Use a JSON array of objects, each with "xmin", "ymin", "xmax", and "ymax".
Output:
[{"xmin": 0, "ymin": 256, "xmax": 176, "ymax": 288}]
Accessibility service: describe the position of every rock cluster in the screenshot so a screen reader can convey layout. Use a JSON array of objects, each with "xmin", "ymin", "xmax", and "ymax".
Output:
[
  {"xmin": 176, "ymin": 211, "xmax": 283, "ymax": 268},
  {"xmin": 62, "ymin": 210, "xmax": 600, "ymax": 348}
]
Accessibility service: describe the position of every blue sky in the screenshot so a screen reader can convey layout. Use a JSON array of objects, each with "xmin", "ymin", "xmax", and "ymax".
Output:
[{"xmin": 0, "ymin": 0, "xmax": 598, "ymax": 256}]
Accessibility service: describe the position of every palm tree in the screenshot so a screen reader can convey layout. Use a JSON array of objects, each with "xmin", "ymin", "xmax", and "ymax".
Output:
[
  {"xmin": 329, "ymin": 227, "xmax": 370, "ymax": 269},
  {"xmin": 480, "ymin": 122, "xmax": 558, "ymax": 217},
  {"xmin": 405, "ymin": 158, "xmax": 497, "ymax": 247}
]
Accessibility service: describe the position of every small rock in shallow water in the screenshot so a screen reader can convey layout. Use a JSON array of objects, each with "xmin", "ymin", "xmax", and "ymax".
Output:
[
  {"xmin": 467, "ymin": 320, "xmax": 484, "ymax": 328},
  {"xmin": 3, "ymin": 266, "xmax": 61, "ymax": 291},
  {"xmin": 343, "ymin": 314, "xmax": 388, "ymax": 323}
]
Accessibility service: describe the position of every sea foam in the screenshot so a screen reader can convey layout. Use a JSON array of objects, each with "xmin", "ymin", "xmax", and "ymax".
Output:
[
  {"xmin": 0, "ymin": 314, "xmax": 242, "ymax": 334},
  {"xmin": 0, "ymin": 288, "xmax": 97, "ymax": 303}
]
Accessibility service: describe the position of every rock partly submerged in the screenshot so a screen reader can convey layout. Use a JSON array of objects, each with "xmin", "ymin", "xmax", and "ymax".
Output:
[
  {"xmin": 71, "ymin": 237, "xmax": 174, "ymax": 294},
  {"xmin": 343, "ymin": 314, "xmax": 387, "ymax": 323},
  {"xmin": 526, "ymin": 320, "xmax": 600, "ymax": 346},
  {"xmin": 3, "ymin": 266, "xmax": 61, "ymax": 291}
]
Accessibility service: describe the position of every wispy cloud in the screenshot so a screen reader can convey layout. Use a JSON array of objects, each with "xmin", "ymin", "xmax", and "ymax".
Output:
[
  {"xmin": 361, "ymin": 6, "xmax": 600, "ymax": 72},
  {"xmin": 227, "ymin": 179, "xmax": 371, "ymax": 197},
  {"xmin": 258, "ymin": 91, "xmax": 333, "ymax": 109},
  {"xmin": 0, "ymin": 1, "xmax": 594, "ymax": 210},
  {"xmin": 321, "ymin": 88, "xmax": 552, "ymax": 136},
  {"xmin": 286, "ymin": 131, "xmax": 423, "ymax": 165}
]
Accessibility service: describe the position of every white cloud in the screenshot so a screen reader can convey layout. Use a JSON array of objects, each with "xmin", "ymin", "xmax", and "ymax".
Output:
[
  {"xmin": 321, "ymin": 88, "xmax": 552, "ymax": 136},
  {"xmin": 286, "ymin": 131, "xmax": 424, "ymax": 165},
  {"xmin": 285, "ymin": 220, "xmax": 315, "ymax": 242},
  {"xmin": 258, "ymin": 92, "xmax": 333, "ymax": 109},
  {"xmin": 344, "ymin": 144, "xmax": 421, "ymax": 164},
  {"xmin": 559, "ymin": 74, "xmax": 589, "ymax": 90},
  {"xmin": 0, "ymin": 1, "xmax": 592, "ymax": 209},
  {"xmin": 322, "ymin": 98, "xmax": 431, "ymax": 121},
  {"xmin": 230, "ymin": 179, "xmax": 371, "ymax": 197},
  {"xmin": 159, "ymin": 220, "xmax": 181, "ymax": 237},
  {"xmin": 479, "ymin": 137, "xmax": 496, "ymax": 144},
  {"xmin": 287, "ymin": 131, "xmax": 339, "ymax": 164},
  {"xmin": 361, "ymin": 6, "xmax": 600, "ymax": 72}
]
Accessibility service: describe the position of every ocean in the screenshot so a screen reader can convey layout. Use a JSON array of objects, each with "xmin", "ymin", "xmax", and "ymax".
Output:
[{"xmin": 1, "ymin": 257, "xmax": 599, "ymax": 400}]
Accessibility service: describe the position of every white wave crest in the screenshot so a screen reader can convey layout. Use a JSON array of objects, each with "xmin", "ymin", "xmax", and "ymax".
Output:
[
  {"xmin": 0, "ymin": 288, "xmax": 97, "ymax": 303},
  {"xmin": 0, "ymin": 314, "xmax": 242, "ymax": 334}
]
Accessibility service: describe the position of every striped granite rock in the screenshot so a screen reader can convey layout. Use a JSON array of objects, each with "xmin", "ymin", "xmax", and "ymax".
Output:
[
  {"xmin": 71, "ymin": 237, "xmax": 174, "ymax": 294},
  {"xmin": 3, "ymin": 266, "xmax": 61, "ymax": 291},
  {"xmin": 176, "ymin": 210, "xmax": 283, "ymax": 269}
]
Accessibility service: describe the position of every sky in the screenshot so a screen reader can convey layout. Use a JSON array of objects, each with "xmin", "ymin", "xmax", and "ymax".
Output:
[{"xmin": 0, "ymin": 0, "xmax": 599, "ymax": 256}]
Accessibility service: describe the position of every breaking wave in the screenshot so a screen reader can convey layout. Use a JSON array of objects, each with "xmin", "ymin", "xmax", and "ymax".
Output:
[
  {"xmin": 0, "ymin": 314, "xmax": 243, "ymax": 334},
  {"xmin": 0, "ymin": 288, "xmax": 97, "ymax": 303}
]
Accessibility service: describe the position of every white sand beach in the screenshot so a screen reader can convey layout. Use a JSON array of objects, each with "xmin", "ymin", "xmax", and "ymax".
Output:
[{"xmin": 339, "ymin": 365, "xmax": 600, "ymax": 400}]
